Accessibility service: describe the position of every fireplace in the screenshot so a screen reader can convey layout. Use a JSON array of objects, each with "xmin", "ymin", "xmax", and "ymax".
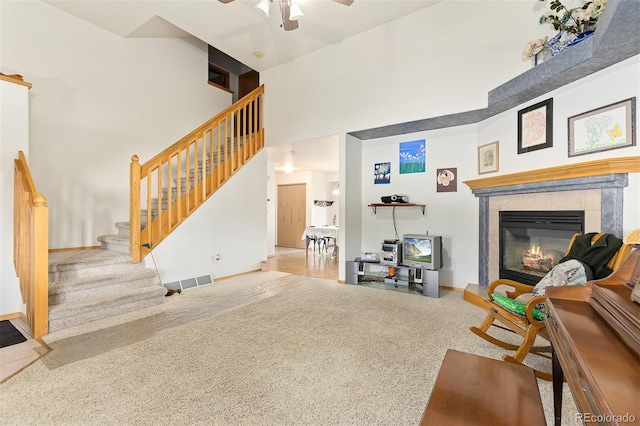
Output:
[
  {"xmin": 465, "ymin": 161, "xmax": 631, "ymax": 288},
  {"xmin": 499, "ymin": 211, "xmax": 584, "ymax": 285}
]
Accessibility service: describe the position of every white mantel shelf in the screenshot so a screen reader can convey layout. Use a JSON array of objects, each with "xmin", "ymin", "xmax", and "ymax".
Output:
[{"xmin": 463, "ymin": 156, "xmax": 640, "ymax": 191}]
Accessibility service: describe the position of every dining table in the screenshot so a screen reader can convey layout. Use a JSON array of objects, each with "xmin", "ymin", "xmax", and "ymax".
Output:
[{"xmin": 302, "ymin": 226, "xmax": 339, "ymax": 257}]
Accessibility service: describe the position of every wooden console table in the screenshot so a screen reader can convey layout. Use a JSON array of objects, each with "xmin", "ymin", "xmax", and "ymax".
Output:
[{"xmin": 420, "ymin": 349, "xmax": 545, "ymax": 425}]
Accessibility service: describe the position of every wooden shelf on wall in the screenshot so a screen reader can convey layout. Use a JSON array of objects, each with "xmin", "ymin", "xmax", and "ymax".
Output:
[{"xmin": 368, "ymin": 203, "xmax": 426, "ymax": 214}]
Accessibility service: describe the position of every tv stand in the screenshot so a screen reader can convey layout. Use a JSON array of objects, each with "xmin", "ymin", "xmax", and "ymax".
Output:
[{"xmin": 346, "ymin": 260, "xmax": 440, "ymax": 298}]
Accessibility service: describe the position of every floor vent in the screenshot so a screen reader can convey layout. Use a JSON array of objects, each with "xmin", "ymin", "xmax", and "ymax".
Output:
[{"xmin": 164, "ymin": 274, "xmax": 213, "ymax": 292}]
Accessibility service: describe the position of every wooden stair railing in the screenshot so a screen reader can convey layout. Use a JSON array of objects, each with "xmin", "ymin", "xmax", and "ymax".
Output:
[
  {"xmin": 130, "ymin": 85, "xmax": 265, "ymax": 263},
  {"xmin": 13, "ymin": 150, "xmax": 49, "ymax": 338}
]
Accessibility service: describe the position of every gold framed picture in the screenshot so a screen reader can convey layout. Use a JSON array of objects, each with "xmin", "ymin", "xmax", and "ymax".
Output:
[{"xmin": 478, "ymin": 141, "xmax": 499, "ymax": 174}]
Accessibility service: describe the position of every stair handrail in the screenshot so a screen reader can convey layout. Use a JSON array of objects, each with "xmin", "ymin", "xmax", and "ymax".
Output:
[
  {"xmin": 130, "ymin": 85, "xmax": 265, "ymax": 263},
  {"xmin": 13, "ymin": 150, "xmax": 49, "ymax": 338}
]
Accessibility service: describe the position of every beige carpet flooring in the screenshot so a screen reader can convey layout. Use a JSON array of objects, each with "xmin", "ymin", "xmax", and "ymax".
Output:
[{"xmin": 0, "ymin": 271, "xmax": 579, "ymax": 425}]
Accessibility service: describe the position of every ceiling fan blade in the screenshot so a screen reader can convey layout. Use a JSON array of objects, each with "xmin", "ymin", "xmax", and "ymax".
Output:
[
  {"xmin": 218, "ymin": 0, "xmax": 235, "ymax": 3},
  {"xmin": 280, "ymin": 0, "xmax": 299, "ymax": 31},
  {"xmin": 332, "ymin": 0, "xmax": 354, "ymax": 5}
]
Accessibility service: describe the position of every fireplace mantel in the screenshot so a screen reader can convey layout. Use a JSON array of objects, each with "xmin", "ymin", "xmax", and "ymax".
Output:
[
  {"xmin": 464, "ymin": 156, "xmax": 639, "ymax": 288},
  {"xmin": 463, "ymin": 156, "xmax": 640, "ymax": 191}
]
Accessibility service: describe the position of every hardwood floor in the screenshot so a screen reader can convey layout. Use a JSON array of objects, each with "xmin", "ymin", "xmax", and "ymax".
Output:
[
  {"xmin": 267, "ymin": 246, "xmax": 339, "ymax": 280},
  {"xmin": 0, "ymin": 317, "xmax": 50, "ymax": 383}
]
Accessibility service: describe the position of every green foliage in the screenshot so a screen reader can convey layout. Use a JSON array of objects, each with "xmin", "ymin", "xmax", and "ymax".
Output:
[{"xmin": 538, "ymin": 0, "xmax": 607, "ymax": 35}]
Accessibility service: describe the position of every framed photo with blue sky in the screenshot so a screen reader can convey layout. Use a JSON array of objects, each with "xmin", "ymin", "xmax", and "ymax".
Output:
[{"xmin": 399, "ymin": 139, "xmax": 425, "ymax": 174}]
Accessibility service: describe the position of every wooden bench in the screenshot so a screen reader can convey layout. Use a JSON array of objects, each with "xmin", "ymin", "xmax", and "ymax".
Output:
[{"xmin": 420, "ymin": 349, "xmax": 546, "ymax": 426}]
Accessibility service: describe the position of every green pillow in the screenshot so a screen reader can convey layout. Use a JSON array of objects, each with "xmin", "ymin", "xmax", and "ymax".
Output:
[{"xmin": 492, "ymin": 294, "xmax": 545, "ymax": 321}]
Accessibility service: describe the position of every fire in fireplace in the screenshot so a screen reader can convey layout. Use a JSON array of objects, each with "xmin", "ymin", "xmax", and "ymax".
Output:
[{"xmin": 499, "ymin": 211, "xmax": 584, "ymax": 285}]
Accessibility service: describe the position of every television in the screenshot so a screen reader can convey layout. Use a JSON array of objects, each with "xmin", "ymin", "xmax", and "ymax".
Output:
[{"xmin": 401, "ymin": 234, "xmax": 443, "ymax": 270}]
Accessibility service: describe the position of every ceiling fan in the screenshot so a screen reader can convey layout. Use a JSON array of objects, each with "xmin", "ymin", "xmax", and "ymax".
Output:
[{"xmin": 218, "ymin": 0, "xmax": 354, "ymax": 31}]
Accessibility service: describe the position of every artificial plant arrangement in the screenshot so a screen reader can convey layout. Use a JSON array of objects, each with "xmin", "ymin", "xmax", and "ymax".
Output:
[
  {"xmin": 539, "ymin": 0, "xmax": 607, "ymax": 35},
  {"xmin": 523, "ymin": 0, "xmax": 607, "ymax": 63}
]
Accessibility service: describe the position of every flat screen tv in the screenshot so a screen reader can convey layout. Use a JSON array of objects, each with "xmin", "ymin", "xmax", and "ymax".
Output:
[{"xmin": 401, "ymin": 234, "xmax": 443, "ymax": 270}]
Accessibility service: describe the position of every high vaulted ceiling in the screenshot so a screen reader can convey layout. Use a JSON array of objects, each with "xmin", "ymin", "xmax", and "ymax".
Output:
[
  {"xmin": 45, "ymin": 0, "xmax": 441, "ymax": 72},
  {"xmin": 44, "ymin": 0, "xmax": 441, "ymax": 174}
]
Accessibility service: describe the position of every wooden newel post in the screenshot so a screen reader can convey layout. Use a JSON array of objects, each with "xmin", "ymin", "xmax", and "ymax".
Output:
[
  {"xmin": 130, "ymin": 155, "xmax": 141, "ymax": 263},
  {"xmin": 32, "ymin": 194, "xmax": 48, "ymax": 338}
]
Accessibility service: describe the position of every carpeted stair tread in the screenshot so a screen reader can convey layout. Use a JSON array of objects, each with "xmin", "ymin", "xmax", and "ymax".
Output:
[
  {"xmin": 49, "ymin": 249, "xmax": 133, "ymax": 270},
  {"xmin": 115, "ymin": 222, "xmax": 130, "ymax": 235},
  {"xmin": 97, "ymin": 234, "xmax": 130, "ymax": 254},
  {"xmin": 50, "ymin": 268, "xmax": 157, "ymax": 291},
  {"xmin": 49, "ymin": 285, "xmax": 165, "ymax": 315},
  {"xmin": 47, "ymin": 247, "xmax": 165, "ymax": 333},
  {"xmin": 48, "ymin": 285, "xmax": 166, "ymax": 332},
  {"xmin": 49, "ymin": 249, "xmax": 147, "ymax": 281},
  {"xmin": 49, "ymin": 269, "xmax": 158, "ymax": 305}
]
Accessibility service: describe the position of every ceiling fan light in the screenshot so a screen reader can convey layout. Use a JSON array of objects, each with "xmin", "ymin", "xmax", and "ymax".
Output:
[
  {"xmin": 255, "ymin": 0, "xmax": 270, "ymax": 17},
  {"xmin": 289, "ymin": 3, "xmax": 303, "ymax": 20}
]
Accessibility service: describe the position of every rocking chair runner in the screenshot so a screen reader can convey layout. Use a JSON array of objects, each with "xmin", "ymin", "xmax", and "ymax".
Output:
[{"xmin": 469, "ymin": 233, "xmax": 633, "ymax": 380}]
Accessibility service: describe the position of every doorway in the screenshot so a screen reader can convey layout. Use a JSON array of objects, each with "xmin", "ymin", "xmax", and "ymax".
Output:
[{"xmin": 277, "ymin": 183, "xmax": 306, "ymax": 248}]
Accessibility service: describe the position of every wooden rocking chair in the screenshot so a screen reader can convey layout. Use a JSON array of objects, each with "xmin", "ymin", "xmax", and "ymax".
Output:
[{"xmin": 469, "ymin": 233, "xmax": 633, "ymax": 380}]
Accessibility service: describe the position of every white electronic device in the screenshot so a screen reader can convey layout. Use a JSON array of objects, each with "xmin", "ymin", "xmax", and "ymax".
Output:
[{"xmin": 360, "ymin": 252, "xmax": 380, "ymax": 262}]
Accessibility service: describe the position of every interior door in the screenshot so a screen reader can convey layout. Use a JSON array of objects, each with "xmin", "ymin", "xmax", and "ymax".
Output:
[{"xmin": 277, "ymin": 183, "xmax": 306, "ymax": 248}]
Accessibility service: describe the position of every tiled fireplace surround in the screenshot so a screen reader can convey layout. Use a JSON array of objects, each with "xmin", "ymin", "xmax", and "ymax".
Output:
[{"xmin": 465, "ymin": 159, "xmax": 637, "ymax": 288}]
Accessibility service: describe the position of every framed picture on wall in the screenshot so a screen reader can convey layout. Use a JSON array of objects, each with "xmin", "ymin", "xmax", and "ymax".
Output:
[
  {"xmin": 518, "ymin": 98, "xmax": 553, "ymax": 154},
  {"xmin": 399, "ymin": 139, "xmax": 425, "ymax": 174},
  {"xmin": 568, "ymin": 97, "xmax": 636, "ymax": 157},
  {"xmin": 478, "ymin": 141, "xmax": 499, "ymax": 174},
  {"xmin": 436, "ymin": 168, "xmax": 457, "ymax": 192},
  {"xmin": 374, "ymin": 162, "xmax": 391, "ymax": 184}
]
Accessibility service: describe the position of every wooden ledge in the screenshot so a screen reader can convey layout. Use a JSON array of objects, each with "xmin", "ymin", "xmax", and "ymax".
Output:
[
  {"xmin": 0, "ymin": 74, "xmax": 32, "ymax": 88},
  {"xmin": 463, "ymin": 283, "xmax": 489, "ymax": 310},
  {"xmin": 463, "ymin": 156, "xmax": 640, "ymax": 191}
]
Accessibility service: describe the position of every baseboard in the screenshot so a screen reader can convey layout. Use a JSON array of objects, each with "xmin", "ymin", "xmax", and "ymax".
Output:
[
  {"xmin": 49, "ymin": 245, "xmax": 100, "ymax": 252},
  {"xmin": 0, "ymin": 312, "xmax": 21, "ymax": 321},
  {"xmin": 464, "ymin": 283, "xmax": 489, "ymax": 310}
]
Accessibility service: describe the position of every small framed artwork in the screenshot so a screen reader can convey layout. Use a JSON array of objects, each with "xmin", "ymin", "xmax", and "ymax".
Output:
[
  {"xmin": 436, "ymin": 168, "xmax": 457, "ymax": 192},
  {"xmin": 399, "ymin": 139, "xmax": 425, "ymax": 174},
  {"xmin": 478, "ymin": 141, "xmax": 499, "ymax": 174},
  {"xmin": 518, "ymin": 98, "xmax": 553, "ymax": 154},
  {"xmin": 568, "ymin": 97, "xmax": 636, "ymax": 157},
  {"xmin": 374, "ymin": 162, "xmax": 391, "ymax": 184}
]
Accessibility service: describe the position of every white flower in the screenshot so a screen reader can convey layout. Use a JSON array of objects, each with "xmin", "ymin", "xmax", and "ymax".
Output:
[
  {"xmin": 523, "ymin": 37, "xmax": 549, "ymax": 60},
  {"xmin": 578, "ymin": 0, "xmax": 607, "ymax": 21}
]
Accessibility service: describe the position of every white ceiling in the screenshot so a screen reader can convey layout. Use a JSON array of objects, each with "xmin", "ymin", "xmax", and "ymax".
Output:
[
  {"xmin": 45, "ymin": 0, "xmax": 440, "ymax": 72},
  {"xmin": 44, "ymin": 0, "xmax": 440, "ymax": 174},
  {"xmin": 266, "ymin": 136, "xmax": 339, "ymax": 173}
]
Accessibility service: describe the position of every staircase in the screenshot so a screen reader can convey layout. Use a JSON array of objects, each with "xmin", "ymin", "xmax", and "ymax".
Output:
[
  {"xmin": 47, "ymin": 248, "xmax": 164, "ymax": 333},
  {"xmin": 15, "ymin": 86, "xmax": 264, "ymax": 338},
  {"xmin": 47, "ymin": 146, "xmax": 221, "ymax": 333}
]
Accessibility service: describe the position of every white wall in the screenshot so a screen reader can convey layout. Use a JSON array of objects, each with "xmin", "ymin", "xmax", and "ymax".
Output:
[
  {"xmin": 0, "ymin": 78, "xmax": 30, "ymax": 315},
  {"xmin": 360, "ymin": 125, "xmax": 479, "ymax": 288},
  {"xmin": 266, "ymin": 161, "xmax": 276, "ymax": 257},
  {"xmin": 262, "ymin": 1, "xmax": 549, "ymax": 147},
  {"xmin": 1, "ymin": 0, "xmax": 231, "ymax": 249}
]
